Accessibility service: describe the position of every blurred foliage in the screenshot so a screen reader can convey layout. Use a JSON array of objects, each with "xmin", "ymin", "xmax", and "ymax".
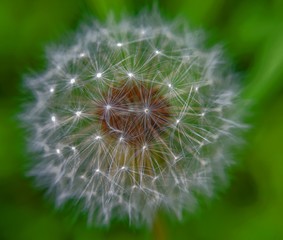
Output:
[{"xmin": 0, "ymin": 0, "xmax": 283, "ymax": 239}]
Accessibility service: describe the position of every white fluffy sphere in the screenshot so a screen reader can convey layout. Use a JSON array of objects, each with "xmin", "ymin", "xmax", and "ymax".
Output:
[{"xmin": 22, "ymin": 12, "xmax": 241, "ymax": 226}]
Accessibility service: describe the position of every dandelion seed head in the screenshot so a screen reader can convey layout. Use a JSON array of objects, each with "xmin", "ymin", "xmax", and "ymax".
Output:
[{"xmin": 22, "ymin": 12, "xmax": 243, "ymax": 227}]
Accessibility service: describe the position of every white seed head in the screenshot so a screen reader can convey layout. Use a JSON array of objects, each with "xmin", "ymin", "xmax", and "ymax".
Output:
[{"xmin": 21, "ymin": 12, "xmax": 242, "ymax": 227}]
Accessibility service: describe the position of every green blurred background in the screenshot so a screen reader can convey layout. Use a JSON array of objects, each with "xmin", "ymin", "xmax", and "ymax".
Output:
[{"xmin": 1, "ymin": 0, "xmax": 283, "ymax": 239}]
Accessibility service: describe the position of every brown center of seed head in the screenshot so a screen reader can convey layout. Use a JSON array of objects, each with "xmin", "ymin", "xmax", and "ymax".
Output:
[{"xmin": 97, "ymin": 82, "xmax": 172, "ymax": 146}]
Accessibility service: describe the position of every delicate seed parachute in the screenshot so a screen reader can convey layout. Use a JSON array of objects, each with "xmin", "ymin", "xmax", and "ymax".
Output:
[{"xmin": 22, "ymin": 12, "xmax": 242, "ymax": 226}]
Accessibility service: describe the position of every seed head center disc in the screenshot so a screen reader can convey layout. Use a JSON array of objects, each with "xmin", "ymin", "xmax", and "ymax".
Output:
[{"xmin": 97, "ymin": 83, "xmax": 172, "ymax": 145}]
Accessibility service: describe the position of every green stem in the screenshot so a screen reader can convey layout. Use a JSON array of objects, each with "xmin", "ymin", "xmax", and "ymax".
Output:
[{"xmin": 152, "ymin": 214, "xmax": 167, "ymax": 240}]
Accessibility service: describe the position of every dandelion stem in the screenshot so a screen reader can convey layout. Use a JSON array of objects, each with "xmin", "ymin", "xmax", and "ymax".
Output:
[{"xmin": 152, "ymin": 214, "xmax": 167, "ymax": 240}]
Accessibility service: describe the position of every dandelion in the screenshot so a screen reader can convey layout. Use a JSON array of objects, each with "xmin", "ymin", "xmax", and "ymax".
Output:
[{"xmin": 22, "ymin": 12, "xmax": 242, "ymax": 226}]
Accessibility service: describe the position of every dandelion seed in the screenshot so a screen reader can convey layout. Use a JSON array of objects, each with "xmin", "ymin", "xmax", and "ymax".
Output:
[
  {"xmin": 127, "ymin": 72, "xmax": 134, "ymax": 78},
  {"xmin": 79, "ymin": 52, "xmax": 86, "ymax": 58},
  {"xmin": 21, "ymin": 11, "xmax": 243, "ymax": 227},
  {"xmin": 96, "ymin": 72, "xmax": 102, "ymax": 78},
  {"xmin": 70, "ymin": 78, "xmax": 75, "ymax": 84},
  {"xmin": 51, "ymin": 116, "xmax": 56, "ymax": 122},
  {"xmin": 95, "ymin": 135, "xmax": 102, "ymax": 140},
  {"xmin": 75, "ymin": 111, "xmax": 81, "ymax": 117}
]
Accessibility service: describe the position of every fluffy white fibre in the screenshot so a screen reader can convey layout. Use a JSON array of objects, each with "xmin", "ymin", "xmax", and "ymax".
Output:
[{"xmin": 22, "ymin": 12, "xmax": 241, "ymax": 226}]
